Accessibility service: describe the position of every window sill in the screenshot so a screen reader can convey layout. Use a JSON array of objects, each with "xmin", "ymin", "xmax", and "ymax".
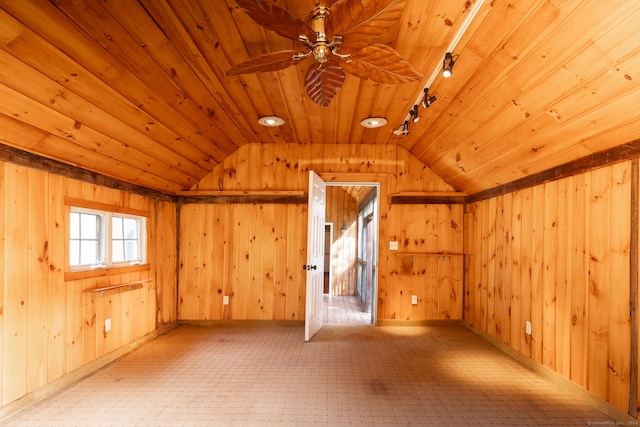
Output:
[{"xmin": 65, "ymin": 263, "xmax": 150, "ymax": 282}]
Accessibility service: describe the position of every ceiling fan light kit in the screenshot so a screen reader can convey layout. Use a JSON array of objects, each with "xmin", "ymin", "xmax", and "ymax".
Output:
[{"xmin": 227, "ymin": 0, "xmax": 422, "ymax": 107}]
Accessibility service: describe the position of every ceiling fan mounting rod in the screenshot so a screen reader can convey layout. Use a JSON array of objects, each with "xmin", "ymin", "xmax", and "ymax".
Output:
[{"xmin": 310, "ymin": 5, "xmax": 329, "ymax": 41}]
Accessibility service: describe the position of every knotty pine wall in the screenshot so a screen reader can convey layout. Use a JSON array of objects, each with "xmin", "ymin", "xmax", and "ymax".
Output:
[
  {"xmin": 464, "ymin": 161, "xmax": 632, "ymax": 414},
  {"xmin": 179, "ymin": 143, "xmax": 463, "ymax": 322},
  {"xmin": 0, "ymin": 160, "xmax": 176, "ymax": 410},
  {"xmin": 325, "ymin": 186, "xmax": 358, "ymax": 297},
  {"xmin": 389, "ymin": 203, "xmax": 464, "ymax": 320}
]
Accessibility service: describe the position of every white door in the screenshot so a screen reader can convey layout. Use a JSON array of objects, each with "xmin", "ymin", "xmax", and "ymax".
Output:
[{"xmin": 305, "ymin": 171, "xmax": 326, "ymax": 341}]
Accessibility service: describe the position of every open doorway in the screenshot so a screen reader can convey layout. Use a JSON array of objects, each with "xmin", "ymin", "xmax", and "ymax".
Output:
[{"xmin": 323, "ymin": 183, "xmax": 379, "ymax": 326}]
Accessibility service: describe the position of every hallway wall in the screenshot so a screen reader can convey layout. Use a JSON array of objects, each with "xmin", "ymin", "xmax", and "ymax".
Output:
[{"xmin": 325, "ymin": 186, "xmax": 358, "ymax": 297}]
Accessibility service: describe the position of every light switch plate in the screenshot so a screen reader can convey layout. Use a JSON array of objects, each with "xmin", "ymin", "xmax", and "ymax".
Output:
[
  {"xmin": 389, "ymin": 241, "xmax": 399, "ymax": 250},
  {"xmin": 223, "ymin": 295, "xmax": 229, "ymax": 305},
  {"xmin": 525, "ymin": 321, "xmax": 532, "ymax": 335},
  {"xmin": 411, "ymin": 295, "xmax": 418, "ymax": 305},
  {"xmin": 105, "ymin": 318, "xmax": 111, "ymax": 332}
]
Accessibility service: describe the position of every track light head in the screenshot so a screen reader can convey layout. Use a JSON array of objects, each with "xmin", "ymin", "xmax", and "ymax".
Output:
[
  {"xmin": 443, "ymin": 52, "xmax": 457, "ymax": 78},
  {"xmin": 402, "ymin": 120, "xmax": 409, "ymax": 135},
  {"xmin": 423, "ymin": 95, "xmax": 436, "ymax": 108},
  {"xmin": 410, "ymin": 105, "xmax": 419, "ymax": 123},
  {"xmin": 422, "ymin": 88, "xmax": 437, "ymax": 108}
]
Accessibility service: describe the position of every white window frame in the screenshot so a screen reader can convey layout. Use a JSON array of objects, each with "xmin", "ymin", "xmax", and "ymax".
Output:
[{"xmin": 69, "ymin": 206, "xmax": 147, "ymax": 271}]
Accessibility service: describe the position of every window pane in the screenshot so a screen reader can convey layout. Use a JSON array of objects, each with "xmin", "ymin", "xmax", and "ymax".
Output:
[
  {"xmin": 69, "ymin": 240, "xmax": 80, "ymax": 266},
  {"xmin": 70, "ymin": 212, "xmax": 80, "ymax": 239},
  {"xmin": 80, "ymin": 240, "xmax": 99, "ymax": 265},
  {"xmin": 123, "ymin": 218, "xmax": 138, "ymax": 239},
  {"xmin": 70, "ymin": 208, "xmax": 144, "ymax": 270},
  {"xmin": 80, "ymin": 213, "xmax": 99, "ymax": 239},
  {"xmin": 112, "ymin": 217, "xmax": 123, "ymax": 239},
  {"xmin": 125, "ymin": 240, "xmax": 139, "ymax": 261},
  {"xmin": 112, "ymin": 240, "xmax": 125, "ymax": 262}
]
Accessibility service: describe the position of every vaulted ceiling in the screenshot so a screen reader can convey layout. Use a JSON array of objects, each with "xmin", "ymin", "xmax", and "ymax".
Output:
[{"xmin": 0, "ymin": 0, "xmax": 639, "ymax": 195}]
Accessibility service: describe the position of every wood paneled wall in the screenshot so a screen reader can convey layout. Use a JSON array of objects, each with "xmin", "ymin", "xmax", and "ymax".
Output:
[
  {"xmin": 464, "ymin": 161, "xmax": 632, "ymax": 413},
  {"xmin": 325, "ymin": 186, "xmax": 358, "ymax": 297},
  {"xmin": 0, "ymin": 160, "xmax": 176, "ymax": 410},
  {"xmin": 180, "ymin": 143, "xmax": 463, "ymax": 322},
  {"xmin": 178, "ymin": 203, "xmax": 307, "ymax": 320},
  {"xmin": 386, "ymin": 204, "xmax": 464, "ymax": 320}
]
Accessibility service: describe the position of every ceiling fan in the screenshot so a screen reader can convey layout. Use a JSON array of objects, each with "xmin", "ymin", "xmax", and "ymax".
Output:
[{"xmin": 226, "ymin": 0, "xmax": 423, "ymax": 107}]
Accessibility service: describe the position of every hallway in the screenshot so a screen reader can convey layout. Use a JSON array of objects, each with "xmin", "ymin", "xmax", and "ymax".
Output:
[
  {"xmin": 323, "ymin": 295, "xmax": 372, "ymax": 325},
  {"xmin": 1, "ymin": 324, "xmax": 616, "ymax": 426}
]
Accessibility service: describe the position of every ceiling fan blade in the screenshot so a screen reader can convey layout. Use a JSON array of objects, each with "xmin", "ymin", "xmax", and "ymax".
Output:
[
  {"xmin": 327, "ymin": 0, "xmax": 407, "ymax": 46},
  {"xmin": 226, "ymin": 50, "xmax": 301, "ymax": 76},
  {"xmin": 305, "ymin": 61, "xmax": 346, "ymax": 107},
  {"xmin": 235, "ymin": 0, "xmax": 317, "ymax": 42},
  {"xmin": 338, "ymin": 44, "xmax": 423, "ymax": 83}
]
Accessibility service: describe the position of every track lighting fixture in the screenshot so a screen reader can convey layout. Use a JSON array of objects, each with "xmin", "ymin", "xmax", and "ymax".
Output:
[
  {"xmin": 422, "ymin": 88, "xmax": 437, "ymax": 108},
  {"xmin": 395, "ymin": 0, "xmax": 483, "ymax": 133},
  {"xmin": 409, "ymin": 105, "xmax": 419, "ymax": 123},
  {"xmin": 442, "ymin": 52, "xmax": 458, "ymax": 78},
  {"xmin": 392, "ymin": 120, "xmax": 410, "ymax": 136},
  {"xmin": 402, "ymin": 120, "xmax": 409, "ymax": 135}
]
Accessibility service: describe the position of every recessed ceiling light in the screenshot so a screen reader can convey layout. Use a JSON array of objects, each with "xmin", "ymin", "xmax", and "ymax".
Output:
[
  {"xmin": 258, "ymin": 116, "xmax": 285, "ymax": 127},
  {"xmin": 360, "ymin": 117, "xmax": 388, "ymax": 128}
]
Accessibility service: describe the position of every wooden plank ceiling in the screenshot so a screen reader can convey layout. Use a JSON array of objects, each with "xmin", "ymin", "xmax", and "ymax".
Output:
[{"xmin": 0, "ymin": 0, "xmax": 639, "ymax": 195}]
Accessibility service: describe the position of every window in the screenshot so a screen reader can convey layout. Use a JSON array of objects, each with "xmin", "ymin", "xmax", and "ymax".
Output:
[
  {"xmin": 112, "ymin": 216, "xmax": 142, "ymax": 263},
  {"xmin": 69, "ymin": 210, "xmax": 103, "ymax": 266},
  {"xmin": 69, "ymin": 207, "xmax": 146, "ymax": 270}
]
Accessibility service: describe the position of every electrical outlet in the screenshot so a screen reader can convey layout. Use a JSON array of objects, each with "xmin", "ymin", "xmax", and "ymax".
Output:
[
  {"xmin": 411, "ymin": 295, "xmax": 418, "ymax": 305},
  {"xmin": 525, "ymin": 320, "xmax": 532, "ymax": 335},
  {"xmin": 223, "ymin": 295, "xmax": 229, "ymax": 305},
  {"xmin": 389, "ymin": 241, "xmax": 399, "ymax": 250},
  {"xmin": 105, "ymin": 318, "xmax": 111, "ymax": 332}
]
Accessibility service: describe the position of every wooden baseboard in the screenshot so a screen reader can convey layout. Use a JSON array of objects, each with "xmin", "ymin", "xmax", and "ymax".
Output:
[
  {"xmin": 178, "ymin": 319, "xmax": 305, "ymax": 327},
  {"xmin": 376, "ymin": 319, "xmax": 463, "ymax": 327},
  {"xmin": 465, "ymin": 322, "xmax": 638, "ymax": 423},
  {"xmin": 0, "ymin": 322, "xmax": 177, "ymax": 422}
]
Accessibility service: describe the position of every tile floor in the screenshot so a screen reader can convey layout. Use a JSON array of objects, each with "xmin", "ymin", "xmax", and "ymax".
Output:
[{"xmin": 1, "ymin": 323, "xmax": 619, "ymax": 426}]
